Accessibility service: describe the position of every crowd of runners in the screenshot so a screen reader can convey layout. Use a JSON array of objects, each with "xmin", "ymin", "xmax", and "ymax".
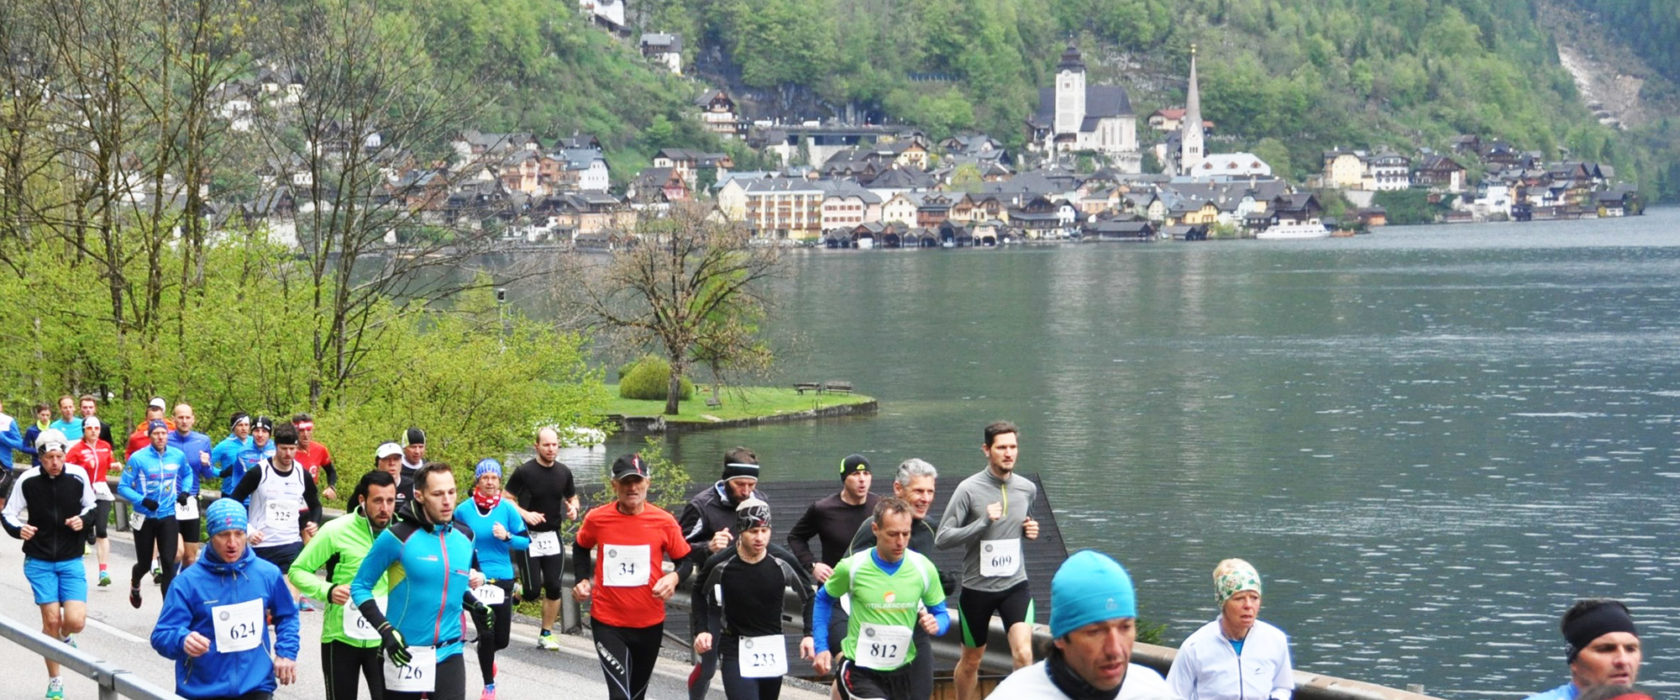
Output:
[{"xmin": 0, "ymin": 403, "xmax": 1657, "ymax": 700}]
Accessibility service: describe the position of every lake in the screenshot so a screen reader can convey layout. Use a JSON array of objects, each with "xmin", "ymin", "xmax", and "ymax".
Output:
[{"xmin": 567, "ymin": 208, "xmax": 1680, "ymax": 697}]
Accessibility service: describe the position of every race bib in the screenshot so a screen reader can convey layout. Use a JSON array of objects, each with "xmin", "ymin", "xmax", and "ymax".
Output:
[
  {"xmin": 383, "ymin": 645, "xmax": 436, "ymax": 693},
  {"xmin": 129, "ymin": 510, "xmax": 145, "ymax": 531},
  {"xmin": 601, "ymin": 544, "xmax": 649, "ymax": 587},
  {"xmin": 93, "ymin": 481, "xmax": 113, "ymax": 500},
  {"xmin": 343, "ymin": 596, "xmax": 386, "ymax": 642},
  {"xmin": 211, "ymin": 598, "xmax": 265, "ymax": 653},
  {"xmin": 856, "ymin": 623, "xmax": 912, "ymax": 670},
  {"xmin": 473, "ymin": 583, "xmax": 505, "ymax": 605},
  {"xmin": 529, "ymin": 530, "xmax": 561, "ymax": 558},
  {"xmin": 175, "ymin": 495, "xmax": 199, "ymax": 521},
  {"xmin": 738, "ymin": 635, "xmax": 788, "ymax": 678},
  {"xmin": 979, "ymin": 538, "xmax": 1022, "ymax": 578},
  {"xmin": 265, "ymin": 499, "xmax": 298, "ymax": 528}
]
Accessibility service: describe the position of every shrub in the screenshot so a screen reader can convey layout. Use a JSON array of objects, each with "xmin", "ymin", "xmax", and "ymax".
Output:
[{"xmin": 618, "ymin": 356, "xmax": 695, "ymax": 400}]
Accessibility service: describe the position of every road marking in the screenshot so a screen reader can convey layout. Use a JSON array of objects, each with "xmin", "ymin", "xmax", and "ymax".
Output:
[{"xmin": 85, "ymin": 616, "xmax": 148, "ymax": 644}]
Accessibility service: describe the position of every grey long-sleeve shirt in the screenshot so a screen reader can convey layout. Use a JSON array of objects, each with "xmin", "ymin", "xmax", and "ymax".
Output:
[{"xmin": 933, "ymin": 468, "xmax": 1037, "ymax": 592}]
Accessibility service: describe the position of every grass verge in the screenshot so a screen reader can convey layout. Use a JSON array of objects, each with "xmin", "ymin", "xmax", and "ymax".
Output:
[{"xmin": 601, "ymin": 385, "xmax": 874, "ymax": 423}]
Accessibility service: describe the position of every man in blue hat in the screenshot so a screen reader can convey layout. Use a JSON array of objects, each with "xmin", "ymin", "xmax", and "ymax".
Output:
[
  {"xmin": 151, "ymin": 499, "xmax": 301, "ymax": 700},
  {"xmin": 988, "ymin": 550, "xmax": 1173, "ymax": 699}
]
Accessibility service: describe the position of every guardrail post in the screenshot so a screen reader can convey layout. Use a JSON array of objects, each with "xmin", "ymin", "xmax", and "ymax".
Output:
[{"xmin": 113, "ymin": 499, "xmax": 131, "ymax": 533}]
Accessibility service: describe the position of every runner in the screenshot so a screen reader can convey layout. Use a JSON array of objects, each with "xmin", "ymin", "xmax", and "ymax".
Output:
[
  {"xmin": 693, "ymin": 498, "xmax": 815, "ymax": 700},
  {"xmin": 935, "ymin": 420, "xmax": 1041, "ymax": 700},
  {"xmin": 118, "ymin": 419, "xmax": 190, "ymax": 608},
  {"xmin": 125, "ymin": 397, "xmax": 176, "ymax": 459},
  {"xmin": 210, "ymin": 412, "xmax": 253, "ymax": 484},
  {"xmin": 572, "ymin": 453, "xmax": 693, "ymax": 700},
  {"xmin": 151, "ymin": 499, "xmax": 301, "ymax": 700},
  {"xmin": 169, "ymin": 403, "xmax": 216, "ymax": 572},
  {"xmin": 0, "ymin": 398, "xmax": 22, "ymax": 499},
  {"xmin": 679, "ymin": 447, "xmax": 767, "ymax": 699},
  {"xmin": 288, "ymin": 470, "xmax": 400, "ymax": 700},
  {"xmin": 987, "ymin": 550, "xmax": 1173, "ymax": 700},
  {"xmin": 65, "ymin": 416, "xmax": 117, "ymax": 587},
  {"xmin": 846, "ymin": 458, "xmax": 946, "ymax": 700},
  {"xmin": 454, "ymin": 458, "xmax": 529, "ymax": 700},
  {"xmin": 222, "ymin": 415, "xmax": 277, "ymax": 494},
  {"xmin": 399, "ymin": 427, "xmax": 426, "ymax": 479},
  {"xmin": 813, "ymin": 497, "xmax": 950, "ymax": 700},
  {"xmin": 351, "ymin": 461, "xmax": 489, "ymax": 700},
  {"xmin": 374, "ymin": 441, "xmax": 414, "ymax": 513},
  {"xmin": 292, "ymin": 413, "xmax": 339, "ymax": 501},
  {"xmin": 787, "ymin": 454, "xmax": 880, "ymax": 660},
  {"xmin": 226, "ymin": 422, "xmax": 322, "ymax": 611},
  {"xmin": 1166, "ymin": 559, "xmax": 1295, "ymax": 700},
  {"xmin": 2, "ymin": 429, "xmax": 95, "ymax": 700},
  {"xmin": 21, "ymin": 403, "xmax": 53, "ymax": 468},
  {"xmin": 503, "ymin": 426, "xmax": 578, "ymax": 650},
  {"xmin": 76, "ymin": 394, "xmax": 112, "ymax": 452},
  {"xmin": 1522, "ymin": 600, "xmax": 1643, "ymax": 700},
  {"xmin": 48, "ymin": 396, "xmax": 82, "ymax": 442}
]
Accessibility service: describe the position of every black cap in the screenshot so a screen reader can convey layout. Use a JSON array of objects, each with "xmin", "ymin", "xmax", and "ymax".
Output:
[
  {"xmin": 403, "ymin": 427, "xmax": 426, "ymax": 447},
  {"xmin": 252, "ymin": 416, "xmax": 274, "ymax": 432},
  {"xmin": 840, "ymin": 454, "xmax": 870, "ymax": 479},
  {"xmin": 612, "ymin": 453, "xmax": 649, "ymax": 482}
]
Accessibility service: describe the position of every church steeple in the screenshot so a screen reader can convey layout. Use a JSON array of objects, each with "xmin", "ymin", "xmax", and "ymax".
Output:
[
  {"xmin": 1054, "ymin": 44, "xmax": 1086, "ymax": 137},
  {"xmin": 1181, "ymin": 44, "xmax": 1206, "ymax": 175}
]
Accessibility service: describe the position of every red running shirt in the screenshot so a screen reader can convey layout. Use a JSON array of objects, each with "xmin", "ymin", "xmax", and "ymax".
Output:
[
  {"xmin": 66, "ymin": 440, "xmax": 115, "ymax": 485},
  {"xmin": 574, "ymin": 502, "xmax": 692, "ymax": 629},
  {"xmin": 294, "ymin": 442, "xmax": 332, "ymax": 483}
]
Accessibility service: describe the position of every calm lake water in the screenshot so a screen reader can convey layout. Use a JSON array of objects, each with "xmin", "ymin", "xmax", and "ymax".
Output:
[{"xmin": 568, "ymin": 208, "xmax": 1680, "ymax": 697}]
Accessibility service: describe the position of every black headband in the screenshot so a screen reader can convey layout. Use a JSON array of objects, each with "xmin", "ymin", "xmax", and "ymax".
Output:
[{"xmin": 1565, "ymin": 602, "xmax": 1638, "ymax": 662}]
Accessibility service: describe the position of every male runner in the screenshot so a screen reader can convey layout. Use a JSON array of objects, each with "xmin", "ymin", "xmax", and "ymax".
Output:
[
  {"xmin": 502, "ymin": 426, "xmax": 578, "ymax": 650},
  {"xmin": 1523, "ymin": 600, "xmax": 1643, "ymax": 700},
  {"xmin": 789, "ymin": 454, "xmax": 879, "ymax": 584},
  {"xmin": 988, "ymin": 551, "xmax": 1172, "ymax": 700},
  {"xmin": 292, "ymin": 413, "xmax": 339, "ymax": 501},
  {"xmin": 936, "ymin": 420, "xmax": 1041, "ymax": 700},
  {"xmin": 169, "ymin": 403, "xmax": 216, "ymax": 571},
  {"xmin": 399, "ymin": 427, "xmax": 426, "ymax": 479},
  {"xmin": 226, "ymin": 422, "xmax": 322, "ymax": 610},
  {"xmin": 210, "ymin": 412, "xmax": 252, "ymax": 483},
  {"xmin": 65, "ymin": 416, "xmax": 117, "ymax": 586},
  {"xmin": 48, "ymin": 396, "xmax": 82, "ymax": 442},
  {"xmin": 152, "ymin": 499, "xmax": 301, "ymax": 700},
  {"xmin": 847, "ymin": 458, "xmax": 947, "ymax": 700},
  {"xmin": 815, "ymin": 497, "xmax": 950, "ymax": 700},
  {"xmin": 289, "ymin": 470, "xmax": 399, "ymax": 700},
  {"xmin": 374, "ymin": 441, "xmax": 414, "ymax": 513},
  {"xmin": 2, "ymin": 429, "xmax": 95, "ymax": 700},
  {"xmin": 693, "ymin": 498, "xmax": 815, "ymax": 700},
  {"xmin": 352, "ymin": 462, "xmax": 489, "ymax": 700},
  {"xmin": 118, "ymin": 419, "xmax": 190, "ymax": 607},
  {"xmin": 680, "ymin": 447, "xmax": 767, "ymax": 699},
  {"xmin": 573, "ymin": 453, "xmax": 693, "ymax": 700},
  {"xmin": 125, "ymin": 397, "xmax": 175, "ymax": 458}
]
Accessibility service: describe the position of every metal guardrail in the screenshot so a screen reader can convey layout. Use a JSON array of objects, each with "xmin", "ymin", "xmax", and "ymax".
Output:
[{"xmin": 0, "ymin": 613, "xmax": 183, "ymax": 699}]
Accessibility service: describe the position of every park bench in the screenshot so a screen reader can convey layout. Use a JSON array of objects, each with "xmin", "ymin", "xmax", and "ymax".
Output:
[
  {"xmin": 794, "ymin": 381, "xmax": 821, "ymax": 394},
  {"xmin": 821, "ymin": 380, "xmax": 853, "ymax": 394}
]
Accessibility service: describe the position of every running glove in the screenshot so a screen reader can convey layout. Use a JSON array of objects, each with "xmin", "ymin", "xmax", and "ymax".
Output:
[
  {"xmin": 377, "ymin": 622, "xmax": 411, "ymax": 666},
  {"xmin": 464, "ymin": 594, "xmax": 493, "ymax": 639},
  {"xmin": 141, "ymin": 498, "xmax": 159, "ymax": 511},
  {"xmin": 176, "ymin": 493, "xmax": 190, "ymax": 506}
]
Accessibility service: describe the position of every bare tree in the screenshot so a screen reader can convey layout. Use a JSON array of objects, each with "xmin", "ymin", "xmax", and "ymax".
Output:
[
  {"xmin": 574, "ymin": 201, "xmax": 781, "ymax": 415},
  {"xmin": 251, "ymin": 0, "xmax": 507, "ymax": 408}
]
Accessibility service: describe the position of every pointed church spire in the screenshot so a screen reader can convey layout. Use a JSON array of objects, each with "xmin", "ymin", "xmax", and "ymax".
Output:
[{"xmin": 1181, "ymin": 43, "xmax": 1206, "ymax": 175}]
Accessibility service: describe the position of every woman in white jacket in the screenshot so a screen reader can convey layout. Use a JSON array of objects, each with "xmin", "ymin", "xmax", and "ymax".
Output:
[{"xmin": 1167, "ymin": 559, "xmax": 1295, "ymax": 700}]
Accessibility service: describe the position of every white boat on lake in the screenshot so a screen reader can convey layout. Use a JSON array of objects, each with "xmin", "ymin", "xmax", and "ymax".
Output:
[{"xmin": 1256, "ymin": 218, "xmax": 1330, "ymax": 240}]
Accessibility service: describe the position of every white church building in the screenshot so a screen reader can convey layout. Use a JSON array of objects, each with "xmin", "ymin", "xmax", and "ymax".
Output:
[{"xmin": 1026, "ymin": 46, "xmax": 1141, "ymax": 173}]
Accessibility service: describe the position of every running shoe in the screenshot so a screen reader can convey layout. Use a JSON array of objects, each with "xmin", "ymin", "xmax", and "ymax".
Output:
[
  {"xmin": 480, "ymin": 684, "xmax": 496, "ymax": 700},
  {"xmin": 98, "ymin": 571, "xmax": 111, "ymax": 587},
  {"xmin": 46, "ymin": 677, "xmax": 64, "ymax": 700},
  {"xmin": 61, "ymin": 635, "xmax": 76, "ymax": 649},
  {"xmin": 129, "ymin": 586, "xmax": 142, "ymax": 609},
  {"xmin": 298, "ymin": 597, "xmax": 316, "ymax": 612},
  {"xmin": 537, "ymin": 632, "xmax": 560, "ymax": 651}
]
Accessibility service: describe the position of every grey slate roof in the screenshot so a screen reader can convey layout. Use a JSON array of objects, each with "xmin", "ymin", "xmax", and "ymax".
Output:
[{"xmin": 1032, "ymin": 85, "xmax": 1134, "ymax": 127}]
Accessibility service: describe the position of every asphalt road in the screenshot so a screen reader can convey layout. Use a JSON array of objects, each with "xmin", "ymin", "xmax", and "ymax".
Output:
[{"xmin": 0, "ymin": 526, "xmax": 827, "ymax": 700}]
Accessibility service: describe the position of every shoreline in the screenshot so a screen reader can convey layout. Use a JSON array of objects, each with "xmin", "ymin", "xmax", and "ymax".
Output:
[{"xmin": 605, "ymin": 398, "xmax": 879, "ymax": 434}]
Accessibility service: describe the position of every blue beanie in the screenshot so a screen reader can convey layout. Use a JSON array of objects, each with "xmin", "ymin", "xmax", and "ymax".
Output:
[
  {"xmin": 205, "ymin": 499, "xmax": 248, "ymax": 536},
  {"xmin": 1050, "ymin": 550, "xmax": 1137, "ymax": 639},
  {"xmin": 475, "ymin": 458, "xmax": 502, "ymax": 481}
]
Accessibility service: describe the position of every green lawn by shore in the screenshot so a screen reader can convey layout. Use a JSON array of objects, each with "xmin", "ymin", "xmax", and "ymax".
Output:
[{"xmin": 602, "ymin": 385, "xmax": 875, "ymax": 423}]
